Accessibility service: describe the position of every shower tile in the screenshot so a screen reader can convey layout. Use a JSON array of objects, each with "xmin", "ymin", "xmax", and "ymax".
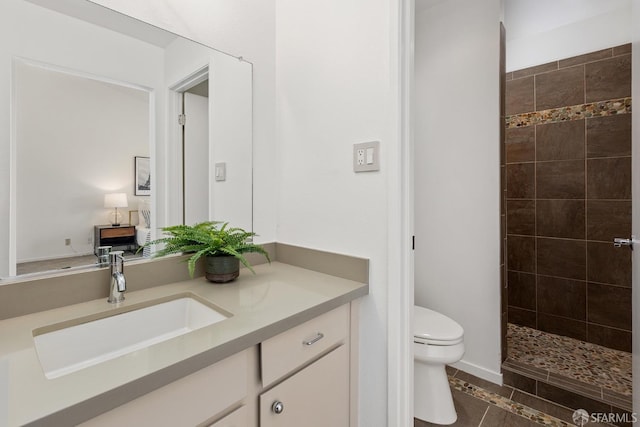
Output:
[
  {"xmin": 538, "ymin": 313, "xmax": 586, "ymax": 340},
  {"xmin": 587, "ymin": 158, "xmax": 631, "ymax": 200},
  {"xmin": 587, "ymin": 242, "xmax": 632, "ymax": 287},
  {"xmin": 506, "ymin": 76, "xmax": 534, "ymax": 115},
  {"xmin": 507, "ymin": 271, "xmax": 536, "ymax": 310},
  {"xmin": 586, "ymin": 200, "xmax": 632, "ymax": 242},
  {"xmin": 505, "ymin": 127, "xmax": 535, "ymax": 163},
  {"xmin": 507, "ymin": 235, "xmax": 535, "ymax": 273},
  {"xmin": 585, "ymin": 55, "xmax": 631, "ymax": 103},
  {"xmin": 546, "ymin": 373, "xmax": 603, "ymax": 402},
  {"xmin": 506, "ymin": 163, "xmax": 535, "ymax": 199},
  {"xmin": 502, "ymin": 360, "xmax": 548, "ymax": 382},
  {"xmin": 536, "ymin": 382, "xmax": 610, "ymax": 414},
  {"xmin": 536, "ymin": 160, "xmax": 585, "ymax": 199},
  {"xmin": 537, "ymin": 276, "xmax": 586, "ymax": 321},
  {"xmin": 536, "ymin": 238, "xmax": 586, "ymax": 280},
  {"xmin": 586, "ymin": 114, "xmax": 631, "ymax": 158},
  {"xmin": 507, "ymin": 200, "xmax": 535, "ymax": 235},
  {"xmin": 613, "ymin": 43, "xmax": 632, "ymax": 56},
  {"xmin": 587, "ymin": 283, "xmax": 632, "ymax": 330},
  {"xmin": 502, "ymin": 371, "xmax": 536, "ymax": 395},
  {"xmin": 508, "ymin": 307, "xmax": 536, "ymax": 329},
  {"xmin": 535, "ymin": 66, "xmax": 584, "ymax": 110},
  {"xmin": 536, "ymin": 200, "xmax": 585, "ymax": 239},
  {"xmin": 558, "ymin": 48, "xmax": 612, "ymax": 69},
  {"xmin": 512, "ymin": 61, "xmax": 557, "ymax": 79},
  {"xmin": 605, "ymin": 392, "xmax": 634, "ymax": 413},
  {"xmin": 536, "ymin": 120, "xmax": 585, "ymax": 161},
  {"xmin": 587, "ymin": 324, "xmax": 632, "ymax": 352}
]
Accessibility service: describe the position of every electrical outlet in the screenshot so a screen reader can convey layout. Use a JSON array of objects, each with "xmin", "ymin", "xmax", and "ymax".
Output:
[
  {"xmin": 65, "ymin": 238, "xmax": 71, "ymax": 246},
  {"xmin": 353, "ymin": 141, "xmax": 380, "ymax": 172}
]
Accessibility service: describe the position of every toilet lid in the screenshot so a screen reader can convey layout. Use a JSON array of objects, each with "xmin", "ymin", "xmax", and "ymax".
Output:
[{"xmin": 414, "ymin": 306, "xmax": 463, "ymax": 344}]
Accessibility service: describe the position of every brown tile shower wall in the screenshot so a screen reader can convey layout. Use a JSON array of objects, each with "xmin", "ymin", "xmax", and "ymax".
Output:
[{"xmin": 504, "ymin": 45, "xmax": 632, "ymax": 352}]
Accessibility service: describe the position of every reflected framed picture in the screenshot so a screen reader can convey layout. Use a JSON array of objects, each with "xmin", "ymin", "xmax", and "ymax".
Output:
[{"xmin": 135, "ymin": 156, "xmax": 151, "ymax": 196}]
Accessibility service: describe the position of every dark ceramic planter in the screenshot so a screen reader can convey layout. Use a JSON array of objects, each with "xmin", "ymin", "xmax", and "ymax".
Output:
[{"xmin": 205, "ymin": 255, "xmax": 240, "ymax": 283}]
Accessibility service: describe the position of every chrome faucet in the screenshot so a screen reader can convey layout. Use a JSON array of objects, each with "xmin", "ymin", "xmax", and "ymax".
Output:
[{"xmin": 107, "ymin": 251, "xmax": 126, "ymax": 304}]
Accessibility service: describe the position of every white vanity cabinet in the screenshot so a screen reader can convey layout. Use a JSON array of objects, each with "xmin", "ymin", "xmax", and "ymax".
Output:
[
  {"xmin": 259, "ymin": 345, "xmax": 349, "ymax": 427},
  {"xmin": 79, "ymin": 303, "xmax": 356, "ymax": 427},
  {"xmin": 259, "ymin": 305, "xmax": 351, "ymax": 427}
]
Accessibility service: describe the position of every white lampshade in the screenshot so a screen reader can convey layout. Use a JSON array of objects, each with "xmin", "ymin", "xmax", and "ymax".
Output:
[{"xmin": 104, "ymin": 193, "xmax": 128, "ymax": 209}]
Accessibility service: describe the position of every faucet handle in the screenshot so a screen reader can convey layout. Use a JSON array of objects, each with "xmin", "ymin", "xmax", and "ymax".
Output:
[
  {"xmin": 109, "ymin": 250, "xmax": 125, "ymax": 263},
  {"xmin": 109, "ymin": 250, "xmax": 125, "ymax": 275}
]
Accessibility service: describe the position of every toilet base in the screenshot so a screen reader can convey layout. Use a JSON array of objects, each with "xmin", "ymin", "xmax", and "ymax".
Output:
[{"xmin": 414, "ymin": 361, "xmax": 456, "ymax": 425}]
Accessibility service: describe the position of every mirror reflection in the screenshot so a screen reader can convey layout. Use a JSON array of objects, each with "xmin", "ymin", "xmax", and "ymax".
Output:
[{"xmin": 1, "ymin": 0, "xmax": 253, "ymax": 278}]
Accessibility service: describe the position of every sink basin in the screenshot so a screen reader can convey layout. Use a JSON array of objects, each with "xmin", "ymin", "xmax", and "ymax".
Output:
[{"xmin": 33, "ymin": 294, "xmax": 230, "ymax": 379}]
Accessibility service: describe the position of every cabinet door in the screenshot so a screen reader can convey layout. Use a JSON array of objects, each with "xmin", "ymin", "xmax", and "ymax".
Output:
[{"xmin": 260, "ymin": 345, "xmax": 349, "ymax": 427}]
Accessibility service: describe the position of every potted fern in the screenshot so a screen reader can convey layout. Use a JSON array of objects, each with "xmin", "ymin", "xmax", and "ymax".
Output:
[{"xmin": 143, "ymin": 221, "xmax": 270, "ymax": 283}]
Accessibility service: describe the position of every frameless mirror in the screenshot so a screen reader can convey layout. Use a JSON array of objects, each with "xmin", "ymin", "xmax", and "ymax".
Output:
[{"xmin": 0, "ymin": 0, "xmax": 253, "ymax": 279}]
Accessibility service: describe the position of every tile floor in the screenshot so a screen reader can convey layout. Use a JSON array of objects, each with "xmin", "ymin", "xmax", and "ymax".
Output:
[{"xmin": 414, "ymin": 367, "xmax": 621, "ymax": 427}]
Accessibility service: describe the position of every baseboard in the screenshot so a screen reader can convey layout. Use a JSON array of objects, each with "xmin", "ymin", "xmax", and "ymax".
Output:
[{"xmin": 451, "ymin": 359, "xmax": 503, "ymax": 385}]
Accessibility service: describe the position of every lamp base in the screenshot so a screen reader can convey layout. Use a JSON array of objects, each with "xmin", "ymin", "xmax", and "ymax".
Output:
[{"xmin": 108, "ymin": 210, "xmax": 123, "ymax": 226}]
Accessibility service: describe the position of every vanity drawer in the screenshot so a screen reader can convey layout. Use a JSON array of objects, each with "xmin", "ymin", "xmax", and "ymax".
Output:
[
  {"xmin": 261, "ymin": 304, "xmax": 349, "ymax": 387},
  {"xmin": 80, "ymin": 350, "xmax": 247, "ymax": 427}
]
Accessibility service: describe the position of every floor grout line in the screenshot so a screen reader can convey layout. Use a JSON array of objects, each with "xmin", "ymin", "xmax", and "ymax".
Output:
[{"xmin": 477, "ymin": 405, "xmax": 491, "ymax": 427}]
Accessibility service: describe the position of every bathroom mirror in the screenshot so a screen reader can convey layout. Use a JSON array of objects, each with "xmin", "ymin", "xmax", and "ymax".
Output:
[{"xmin": 0, "ymin": 0, "xmax": 253, "ymax": 278}]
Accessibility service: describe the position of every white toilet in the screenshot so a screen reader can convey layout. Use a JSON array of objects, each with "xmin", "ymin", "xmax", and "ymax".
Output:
[{"xmin": 414, "ymin": 305, "xmax": 465, "ymax": 425}]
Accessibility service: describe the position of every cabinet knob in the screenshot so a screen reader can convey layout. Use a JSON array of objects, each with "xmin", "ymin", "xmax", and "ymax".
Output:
[{"xmin": 272, "ymin": 401, "xmax": 284, "ymax": 414}]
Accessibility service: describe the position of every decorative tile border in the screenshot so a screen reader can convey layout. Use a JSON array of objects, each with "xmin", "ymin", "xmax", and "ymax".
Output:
[
  {"xmin": 506, "ymin": 97, "xmax": 631, "ymax": 129},
  {"xmin": 449, "ymin": 376, "xmax": 572, "ymax": 426}
]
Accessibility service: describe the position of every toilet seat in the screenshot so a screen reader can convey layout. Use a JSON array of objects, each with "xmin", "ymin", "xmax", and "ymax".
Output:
[{"xmin": 414, "ymin": 306, "xmax": 463, "ymax": 346}]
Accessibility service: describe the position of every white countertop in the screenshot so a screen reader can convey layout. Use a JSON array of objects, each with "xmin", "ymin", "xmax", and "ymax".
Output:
[{"xmin": 0, "ymin": 262, "xmax": 368, "ymax": 426}]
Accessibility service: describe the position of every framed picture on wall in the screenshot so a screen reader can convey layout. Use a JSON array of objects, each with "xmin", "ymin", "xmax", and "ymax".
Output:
[{"xmin": 135, "ymin": 156, "xmax": 151, "ymax": 196}]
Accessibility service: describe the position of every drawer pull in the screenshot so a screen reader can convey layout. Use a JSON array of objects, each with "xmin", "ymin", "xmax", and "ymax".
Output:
[
  {"xmin": 302, "ymin": 332, "xmax": 324, "ymax": 346},
  {"xmin": 272, "ymin": 401, "xmax": 284, "ymax": 414}
]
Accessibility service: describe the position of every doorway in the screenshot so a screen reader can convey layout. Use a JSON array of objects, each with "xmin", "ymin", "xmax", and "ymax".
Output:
[
  {"xmin": 501, "ymin": 3, "xmax": 633, "ymax": 414},
  {"xmin": 182, "ymin": 81, "xmax": 210, "ymax": 225}
]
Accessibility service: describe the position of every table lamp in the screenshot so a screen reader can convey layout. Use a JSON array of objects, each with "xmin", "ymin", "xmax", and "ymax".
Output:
[{"xmin": 104, "ymin": 193, "xmax": 128, "ymax": 226}]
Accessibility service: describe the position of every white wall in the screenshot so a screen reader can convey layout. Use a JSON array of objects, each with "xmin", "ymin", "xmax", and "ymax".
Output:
[
  {"xmin": 414, "ymin": 0, "xmax": 503, "ymax": 383},
  {"xmin": 275, "ymin": 0, "xmax": 400, "ymax": 424},
  {"xmin": 505, "ymin": 0, "xmax": 632, "ymax": 71},
  {"xmin": 163, "ymin": 37, "xmax": 253, "ymax": 232},
  {"xmin": 0, "ymin": 0, "xmax": 165, "ymax": 275},
  {"xmin": 15, "ymin": 62, "xmax": 149, "ymax": 262},
  {"xmin": 89, "ymin": 0, "xmax": 277, "ymax": 243}
]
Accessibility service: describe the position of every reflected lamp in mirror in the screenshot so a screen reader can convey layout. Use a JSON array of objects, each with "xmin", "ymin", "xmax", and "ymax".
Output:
[{"xmin": 104, "ymin": 193, "xmax": 128, "ymax": 226}]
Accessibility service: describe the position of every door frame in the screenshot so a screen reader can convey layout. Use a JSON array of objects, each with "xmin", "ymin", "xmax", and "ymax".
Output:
[
  {"xmin": 167, "ymin": 65, "xmax": 209, "ymax": 226},
  {"xmin": 388, "ymin": 0, "xmax": 415, "ymax": 425}
]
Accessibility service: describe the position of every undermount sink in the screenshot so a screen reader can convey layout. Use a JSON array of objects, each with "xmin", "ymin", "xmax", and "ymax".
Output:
[{"xmin": 33, "ymin": 294, "xmax": 230, "ymax": 379}]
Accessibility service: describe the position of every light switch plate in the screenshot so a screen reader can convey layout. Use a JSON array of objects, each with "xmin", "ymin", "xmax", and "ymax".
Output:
[
  {"xmin": 353, "ymin": 141, "xmax": 380, "ymax": 172},
  {"xmin": 215, "ymin": 162, "xmax": 226, "ymax": 181}
]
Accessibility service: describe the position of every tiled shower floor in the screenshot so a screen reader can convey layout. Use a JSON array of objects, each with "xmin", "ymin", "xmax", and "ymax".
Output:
[{"xmin": 504, "ymin": 323, "xmax": 632, "ymax": 411}]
